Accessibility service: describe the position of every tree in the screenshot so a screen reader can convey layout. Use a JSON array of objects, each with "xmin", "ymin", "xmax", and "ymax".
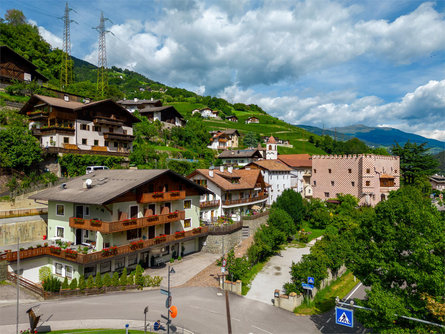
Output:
[
  {"xmin": 78, "ymin": 275, "xmax": 86, "ymax": 290},
  {"xmin": 0, "ymin": 127, "xmax": 42, "ymax": 171},
  {"xmin": 95, "ymin": 272, "xmax": 103, "ymax": 288},
  {"xmin": 243, "ymin": 132, "xmax": 259, "ymax": 148},
  {"xmin": 5, "ymin": 9, "xmax": 26, "ymax": 26},
  {"xmin": 103, "ymin": 273, "xmax": 111, "ymax": 287},
  {"xmin": 348, "ymin": 186, "xmax": 445, "ymax": 332},
  {"xmin": 69, "ymin": 278, "xmax": 78, "ymax": 290},
  {"xmin": 119, "ymin": 268, "xmax": 128, "ymax": 286},
  {"xmin": 272, "ymin": 189, "xmax": 305, "ymax": 229},
  {"xmin": 267, "ymin": 207, "xmax": 295, "ymax": 238},
  {"xmin": 112, "ymin": 272, "xmax": 120, "ymax": 287},
  {"xmin": 391, "ymin": 141, "xmax": 439, "ymax": 185},
  {"xmin": 61, "ymin": 277, "xmax": 69, "ymax": 289},
  {"xmin": 86, "ymin": 275, "xmax": 94, "ymax": 289}
]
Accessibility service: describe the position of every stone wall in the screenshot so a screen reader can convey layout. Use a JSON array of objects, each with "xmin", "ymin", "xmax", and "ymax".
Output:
[
  {"xmin": 220, "ymin": 279, "xmax": 242, "ymax": 295},
  {"xmin": 0, "ymin": 217, "xmax": 47, "ymax": 247},
  {"xmin": 273, "ymin": 265, "xmax": 348, "ymax": 312},
  {"xmin": 240, "ymin": 213, "xmax": 269, "ymax": 237},
  {"xmin": 0, "ymin": 260, "xmax": 7, "ymax": 281},
  {"xmin": 201, "ymin": 229, "xmax": 242, "ymax": 254}
]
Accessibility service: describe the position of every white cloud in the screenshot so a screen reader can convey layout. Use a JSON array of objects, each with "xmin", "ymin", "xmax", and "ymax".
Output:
[
  {"xmin": 219, "ymin": 79, "xmax": 445, "ymax": 141},
  {"xmin": 28, "ymin": 19, "xmax": 63, "ymax": 49}
]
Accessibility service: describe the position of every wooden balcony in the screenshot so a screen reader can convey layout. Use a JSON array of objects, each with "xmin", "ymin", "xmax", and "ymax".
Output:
[
  {"xmin": 137, "ymin": 190, "xmax": 186, "ymax": 203},
  {"xmin": 5, "ymin": 226, "xmax": 209, "ymax": 265},
  {"xmin": 38, "ymin": 126, "xmax": 75, "ymax": 136},
  {"xmin": 93, "ymin": 117, "xmax": 124, "ymax": 127},
  {"xmin": 222, "ymin": 194, "xmax": 268, "ymax": 206},
  {"xmin": 27, "ymin": 110, "xmax": 49, "ymax": 120},
  {"xmin": 69, "ymin": 210, "xmax": 185, "ymax": 233},
  {"xmin": 104, "ymin": 132, "xmax": 135, "ymax": 142},
  {"xmin": 200, "ymin": 199, "xmax": 220, "ymax": 209}
]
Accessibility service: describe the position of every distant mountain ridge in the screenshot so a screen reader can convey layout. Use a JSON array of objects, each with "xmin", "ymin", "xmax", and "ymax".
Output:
[{"xmin": 298, "ymin": 124, "xmax": 445, "ymax": 154}]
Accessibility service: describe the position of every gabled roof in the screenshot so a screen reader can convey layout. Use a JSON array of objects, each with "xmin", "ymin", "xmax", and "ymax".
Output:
[
  {"xmin": 0, "ymin": 45, "xmax": 48, "ymax": 82},
  {"xmin": 226, "ymin": 115, "xmax": 238, "ymax": 119},
  {"xmin": 278, "ymin": 154, "xmax": 312, "ymax": 168},
  {"xmin": 223, "ymin": 129, "xmax": 239, "ymax": 136},
  {"xmin": 246, "ymin": 160, "xmax": 293, "ymax": 172},
  {"xmin": 267, "ymin": 136, "xmax": 276, "ymax": 144},
  {"xmin": 30, "ymin": 169, "xmax": 211, "ymax": 205},
  {"xmin": 117, "ymin": 99, "xmax": 161, "ymax": 106},
  {"xmin": 430, "ymin": 174, "xmax": 445, "ymax": 183},
  {"xmin": 189, "ymin": 169, "xmax": 264, "ymax": 191},
  {"xmin": 218, "ymin": 149, "xmax": 263, "ymax": 159}
]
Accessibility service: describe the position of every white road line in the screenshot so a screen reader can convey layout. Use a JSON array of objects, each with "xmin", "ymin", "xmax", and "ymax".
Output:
[
  {"xmin": 345, "ymin": 282, "xmax": 362, "ymax": 302},
  {"xmin": 326, "ymin": 317, "xmax": 331, "ymax": 323},
  {"xmin": 251, "ymin": 325, "xmax": 273, "ymax": 334}
]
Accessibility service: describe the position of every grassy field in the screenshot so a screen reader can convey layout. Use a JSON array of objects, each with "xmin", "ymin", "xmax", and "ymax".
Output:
[
  {"xmin": 301, "ymin": 221, "xmax": 326, "ymax": 242},
  {"xmin": 294, "ymin": 271, "xmax": 359, "ymax": 315},
  {"xmin": 241, "ymin": 259, "xmax": 269, "ymax": 295}
]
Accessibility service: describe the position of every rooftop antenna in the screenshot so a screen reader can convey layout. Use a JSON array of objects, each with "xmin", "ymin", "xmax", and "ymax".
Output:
[
  {"xmin": 93, "ymin": 11, "xmax": 114, "ymax": 98},
  {"xmin": 59, "ymin": 2, "xmax": 77, "ymax": 90}
]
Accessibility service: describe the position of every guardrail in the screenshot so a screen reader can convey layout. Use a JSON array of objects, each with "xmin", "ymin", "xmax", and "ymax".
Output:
[
  {"xmin": 222, "ymin": 194, "xmax": 268, "ymax": 206},
  {"xmin": 207, "ymin": 221, "xmax": 243, "ymax": 235},
  {"xmin": 7, "ymin": 271, "xmax": 44, "ymax": 297}
]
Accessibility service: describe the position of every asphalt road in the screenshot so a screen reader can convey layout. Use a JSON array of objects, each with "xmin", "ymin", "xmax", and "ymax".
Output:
[{"xmin": 0, "ymin": 287, "xmax": 320, "ymax": 334}]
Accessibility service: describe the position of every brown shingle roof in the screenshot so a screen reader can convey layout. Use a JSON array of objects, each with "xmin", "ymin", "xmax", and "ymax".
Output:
[
  {"xmin": 30, "ymin": 169, "xmax": 210, "ymax": 205},
  {"xmin": 32, "ymin": 94, "xmax": 85, "ymax": 109},
  {"xmin": 189, "ymin": 169, "xmax": 264, "ymax": 191},
  {"xmin": 278, "ymin": 154, "xmax": 312, "ymax": 168},
  {"xmin": 247, "ymin": 160, "xmax": 293, "ymax": 171},
  {"xmin": 218, "ymin": 149, "xmax": 262, "ymax": 159}
]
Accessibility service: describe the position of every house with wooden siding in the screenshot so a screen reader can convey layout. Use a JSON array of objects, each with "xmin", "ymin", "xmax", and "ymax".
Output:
[{"xmin": 6, "ymin": 169, "xmax": 211, "ymax": 283}]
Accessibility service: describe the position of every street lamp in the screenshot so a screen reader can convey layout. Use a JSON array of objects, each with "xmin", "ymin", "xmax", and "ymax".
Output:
[{"xmin": 167, "ymin": 265, "xmax": 175, "ymax": 334}]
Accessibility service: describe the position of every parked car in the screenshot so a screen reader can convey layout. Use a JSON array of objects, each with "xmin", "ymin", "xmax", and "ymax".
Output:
[{"xmin": 86, "ymin": 166, "xmax": 109, "ymax": 174}]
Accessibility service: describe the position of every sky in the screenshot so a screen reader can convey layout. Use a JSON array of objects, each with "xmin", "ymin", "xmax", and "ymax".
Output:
[{"xmin": 2, "ymin": 0, "xmax": 445, "ymax": 141}]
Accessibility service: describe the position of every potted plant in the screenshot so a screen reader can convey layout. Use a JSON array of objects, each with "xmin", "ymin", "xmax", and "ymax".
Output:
[
  {"xmin": 175, "ymin": 230, "xmax": 185, "ymax": 238},
  {"xmin": 73, "ymin": 217, "xmax": 84, "ymax": 224},
  {"xmin": 130, "ymin": 240, "xmax": 144, "ymax": 249},
  {"xmin": 49, "ymin": 246, "xmax": 61, "ymax": 254},
  {"xmin": 90, "ymin": 219, "xmax": 102, "ymax": 227},
  {"xmin": 64, "ymin": 249, "xmax": 78, "ymax": 259}
]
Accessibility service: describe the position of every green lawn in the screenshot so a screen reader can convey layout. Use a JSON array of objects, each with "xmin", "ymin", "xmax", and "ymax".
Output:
[
  {"xmin": 146, "ymin": 144, "xmax": 183, "ymax": 152},
  {"xmin": 294, "ymin": 271, "xmax": 359, "ymax": 315},
  {"xmin": 0, "ymin": 91, "xmax": 30, "ymax": 103},
  {"xmin": 44, "ymin": 329, "xmax": 153, "ymax": 333},
  {"xmin": 241, "ymin": 259, "xmax": 269, "ymax": 295},
  {"xmin": 301, "ymin": 221, "xmax": 326, "ymax": 242}
]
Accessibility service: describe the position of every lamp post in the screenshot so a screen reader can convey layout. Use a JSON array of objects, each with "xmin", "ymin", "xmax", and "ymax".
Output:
[{"xmin": 167, "ymin": 265, "xmax": 175, "ymax": 334}]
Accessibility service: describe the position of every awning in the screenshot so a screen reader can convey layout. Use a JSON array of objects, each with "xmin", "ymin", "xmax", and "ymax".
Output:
[{"xmin": 251, "ymin": 205, "xmax": 262, "ymax": 211}]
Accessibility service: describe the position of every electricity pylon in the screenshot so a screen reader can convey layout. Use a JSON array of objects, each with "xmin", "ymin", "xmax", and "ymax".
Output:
[
  {"xmin": 60, "ymin": 2, "xmax": 77, "ymax": 90},
  {"xmin": 94, "ymin": 11, "xmax": 113, "ymax": 98}
]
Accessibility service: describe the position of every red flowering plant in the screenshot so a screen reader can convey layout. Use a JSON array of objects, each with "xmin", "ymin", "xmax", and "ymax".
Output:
[
  {"xmin": 64, "ymin": 248, "xmax": 78, "ymax": 258},
  {"xmin": 192, "ymin": 226, "xmax": 202, "ymax": 233},
  {"xmin": 175, "ymin": 230, "xmax": 185, "ymax": 238},
  {"xmin": 102, "ymin": 246, "xmax": 118, "ymax": 256},
  {"xmin": 49, "ymin": 246, "xmax": 62, "ymax": 254},
  {"xmin": 73, "ymin": 217, "xmax": 84, "ymax": 224},
  {"xmin": 90, "ymin": 219, "xmax": 102, "ymax": 226},
  {"xmin": 152, "ymin": 192, "xmax": 164, "ymax": 198},
  {"xmin": 154, "ymin": 234, "xmax": 167, "ymax": 243},
  {"xmin": 130, "ymin": 240, "xmax": 144, "ymax": 249}
]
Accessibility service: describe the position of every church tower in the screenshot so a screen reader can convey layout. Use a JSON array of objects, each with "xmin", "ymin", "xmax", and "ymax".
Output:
[{"xmin": 266, "ymin": 136, "xmax": 277, "ymax": 160}]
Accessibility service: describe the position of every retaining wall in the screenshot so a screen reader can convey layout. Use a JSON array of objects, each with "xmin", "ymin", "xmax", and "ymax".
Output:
[
  {"xmin": 0, "ymin": 260, "xmax": 7, "ymax": 281},
  {"xmin": 0, "ymin": 217, "xmax": 47, "ymax": 247},
  {"xmin": 219, "ymin": 279, "xmax": 242, "ymax": 295},
  {"xmin": 201, "ymin": 229, "xmax": 242, "ymax": 254}
]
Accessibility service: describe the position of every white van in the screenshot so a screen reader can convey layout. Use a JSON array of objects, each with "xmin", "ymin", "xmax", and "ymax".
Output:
[{"xmin": 86, "ymin": 166, "xmax": 109, "ymax": 174}]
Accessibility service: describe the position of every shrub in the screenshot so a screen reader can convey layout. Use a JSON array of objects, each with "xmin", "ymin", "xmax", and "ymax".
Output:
[
  {"xmin": 135, "ymin": 265, "xmax": 144, "ymax": 288},
  {"xmin": 39, "ymin": 266, "xmax": 51, "ymax": 283},
  {"xmin": 144, "ymin": 275, "xmax": 162, "ymax": 287},
  {"xmin": 78, "ymin": 275, "xmax": 86, "ymax": 290},
  {"xmin": 112, "ymin": 272, "xmax": 120, "ymax": 287},
  {"xmin": 61, "ymin": 277, "xmax": 69, "ymax": 289},
  {"xmin": 103, "ymin": 273, "xmax": 111, "ymax": 287},
  {"xmin": 69, "ymin": 278, "xmax": 77, "ymax": 290},
  {"xmin": 119, "ymin": 268, "xmax": 127, "ymax": 286},
  {"xmin": 95, "ymin": 272, "xmax": 103, "ymax": 288},
  {"xmin": 127, "ymin": 273, "xmax": 134, "ymax": 286},
  {"xmin": 42, "ymin": 275, "xmax": 61, "ymax": 292},
  {"xmin": 86, "ymin": 275, "xmax": 94, "ymax": 289}
]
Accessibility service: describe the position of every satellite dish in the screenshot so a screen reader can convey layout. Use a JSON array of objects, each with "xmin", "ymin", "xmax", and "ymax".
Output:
[{"xmin": 85, "ymin": 179, "xmax": 92, "ymax": 188}]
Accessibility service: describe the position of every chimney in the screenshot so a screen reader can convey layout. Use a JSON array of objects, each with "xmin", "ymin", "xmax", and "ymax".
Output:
[
  {"xmin": 134, "ymin": 98, "xmax": 138, "ymax": 102},
  {"xmin": 228, "ymin": 166, "xmax": 233, "ymax": 174},
  {"xmin": 219, "ymin": 166, "xmax": 224, "ymax": 172},
  {"xmin": 64, "ymin": 95, "xmax": 69, "ymax": 102},
  {"xmin": 209, "ymin": 170, "xmax": 214, "ymax": 178},
  {"xmin": 83, "ymin": 179, "xmax": 93, "ymax": 189}
]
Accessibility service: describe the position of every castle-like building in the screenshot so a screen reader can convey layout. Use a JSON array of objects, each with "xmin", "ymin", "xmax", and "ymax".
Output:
[{"xmin": 311, "ymin": 154, "xmax": 400, "ymax": 206}]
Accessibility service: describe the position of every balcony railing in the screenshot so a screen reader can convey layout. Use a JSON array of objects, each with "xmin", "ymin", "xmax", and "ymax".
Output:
[
  {"xmin": 104, "ymin": 132, "xmax": 135, "ymax": 142},
  {"xmin": 137, "ymin": 190, "xmax": 186, "ymax": 203},
  {"xmin": 93, "ymin": 117, "xmax": 124, "ymax": 127},
  {"xmin": 34, "ymin": 126, "xmax": 75, "ymax": 136},
  {"xmin": 222, "ymin": 194, "xmax": 268, "ymax": 206},
  {"xmin": 69, "ymin": 211, "xmax": 185, "ymax": 233},
  {"xmin": 200, "ymin": 199, "xmax": 220, "ymax": 209},
  {"xmin": 27, "ymin": 111, "xmax": 49, "ymax": 120},
  {"xmin": 5, "ymin": 226, "xmax": 209, "ymax": 265}
]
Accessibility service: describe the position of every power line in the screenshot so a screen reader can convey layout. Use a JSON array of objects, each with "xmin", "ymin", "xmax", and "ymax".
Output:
[{"xmin": 93, "ymin": 11, "xmax": 113, "ymax": 97}]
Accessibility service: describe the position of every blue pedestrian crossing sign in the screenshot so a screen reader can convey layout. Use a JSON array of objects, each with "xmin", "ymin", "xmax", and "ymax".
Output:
[
  {"xmin": 335, "ymin": 307, "xmax": 353, "ymax": 328},
  {"xmin": 308, "ymin": 277, "xmax": 315, "ymax": 284}
]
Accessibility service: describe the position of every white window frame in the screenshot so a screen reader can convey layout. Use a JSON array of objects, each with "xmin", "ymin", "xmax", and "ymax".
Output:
[
  {"xmin": 56, "ymin": 204, "xmax": 65, "ymax": 216},
  {"xmin": 55, "ymin": 262, "xmax": 63, "ymax": 276},
  {"xmin": 56, "ymin": 226, "xmax": 64, "ymax": 238},
  {"xmin": 65, "ymin": 265, "xmax": 73, "ymax": 279},
  {"xmin": 183, "ymin": 199, "xmax": 192, "ymax": 210},
  {"xmin": 184, "ymin": 218, "xmax": 192, "ymax": 228}
]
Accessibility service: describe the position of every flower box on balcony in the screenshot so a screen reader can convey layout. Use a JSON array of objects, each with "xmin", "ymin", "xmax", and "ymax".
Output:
[
  {"xmin": 147, "ymin": 216, "xmax": 159, "ymax": 222},
  {"xmin": 152, "ymin": 192, "xmax": 164, "ymax": 198},
  {"xmin": 192, "ymin": 227, "xmax": 202, "ymax": 234},
  {"xmin": 167, "ymin": 212, "xmax": 178, "ymax": 219},
  {"xmin": 90, "ymin": 219, "xmax": 103, "ymax": 227},
  {"xmin": 154, "ymin": 234, "xmax": 167, "ymax": 243},
  {"xmin": 73, "ymin": 217, "xmax": 84, "ymax": 224},
  {"xmin": 170, "ymin": 191, "xmax": 180, "ymax": 196},
  {"xmin": 175, "ymin": 231, "xmax": 185, "ymax": 238},
  {"xmin": 50, "ymin": 246, "xmax": 61, "ymax": 254},
  {"xmin": 64, "ymin": 249, "xmax": 78, "ymax": 259},
  {"xmin": 122, "ymin": 218, "xmax": 137, "ymax": 226},
  {"xmin": 130, "ymin": 240, "xmax": 144, "ymax": 250},
  {"xmin": 102, "ymin": 246, "xmax": 118, "ymax": 257}
]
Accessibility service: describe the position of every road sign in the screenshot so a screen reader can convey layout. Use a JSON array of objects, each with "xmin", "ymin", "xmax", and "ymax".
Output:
[
  {"xmin": 222, "ymin": 259, "xmax": 227, "ymax": 267},
  {"xmin": 221, "ymin": 266, "xmax": 226, "ymax": 273},
  {"xmin": 160, "ymin": 289, "xmax": 170, "ymax": 296},
  {"xmin": 308, "ymin": 277, "xmax": 315, "ymax": 284},
  {"xmin": 166, "ymin": 296, "xmax": 172, "ymax": 308},
  {"xmin": 301, "ymin": 283, "xmax": 314, "ymax": 290},
  {"xmin": 335, "ymin": 307, "xmax": 353, "ymax": 328}
]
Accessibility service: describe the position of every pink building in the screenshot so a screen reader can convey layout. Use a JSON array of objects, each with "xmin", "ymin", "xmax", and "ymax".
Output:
[{"xmin": 311, "ymin": 154, "xmax": 400, "ymax": 206}]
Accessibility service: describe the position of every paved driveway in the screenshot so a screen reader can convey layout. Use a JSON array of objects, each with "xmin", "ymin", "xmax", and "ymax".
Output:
[{"xmin": 246, "ymin": 238, "xmax": 321, "ymax": 304}]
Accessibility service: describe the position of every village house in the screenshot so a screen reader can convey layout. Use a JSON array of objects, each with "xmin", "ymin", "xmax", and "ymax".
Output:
[
  {"xmin": 278, "ymin": 154, "xmax": 312, "ymax": 197},
  {"xmin": 20, "ymin": 94, "xmax": 139, "ymax": 156},
  {"xmin": 192, "ymin": 107, "xmax": 219, "ymax": 118},
  {"xmin": 226, "ymin": 115, "xmax": 238, "ymax": 122},
  {"xmin": 0, "ymin": 45, "xmax": 48, "ymax": 86},
  {"xmin": 245, "ymin": 116, "xmax": 260, "ymax": 124},
  {"xmin": 262, "ymin": 136, "xmax": 291, "ymax": 146},
  {"xmin": 188, "ymin": 166, "xmax": 268, "ymax": 223},
  {"xmin": 116, "ymin": 98, "xmax": 162, "ymax": 113},
  {"xmin": 218, "ymin": 149, "xmax": 263, "ymax": 166},
  {"xmin": 245, "ymin": 160, "xmax": 293, "ymax": 205},
  {"xmin": 430, "ymin": 174, "xmax": 445, "ymax": 192},
  {"xmin": 311, "ymin": 154, "xmax": 400, "ymax": 206},
  {"xmin": 6, "ymin": 170, "xmax": 211, "ymax": 283},
  {"xmin": 208, "ymin": 129, "xmax": 240, "ymax": 150}
]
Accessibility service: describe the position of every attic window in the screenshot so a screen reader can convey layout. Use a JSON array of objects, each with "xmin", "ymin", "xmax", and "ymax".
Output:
[{"xmin": 64, "ymin": 95, "xmax": 69, "ymax": 102}]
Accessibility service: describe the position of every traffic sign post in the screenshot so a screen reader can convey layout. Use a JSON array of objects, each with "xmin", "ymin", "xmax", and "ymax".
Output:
[
  {"xmin": 301, "ymin": 283, "xmax": 314, "ymax": 290},
  {"xmin": 160, "ymin": 289, "xmax": 170, "ymax": 296},
  {"xmin": 335, "ymin": 307, "xmax": 354, "ymax": 328},
  {"xmin": 308, "ymin": 277, "xmax": 315, "ymax": 284},
  {"xmin": 165, "ymin": 296, "xmax": 172, "ymax": 308}
]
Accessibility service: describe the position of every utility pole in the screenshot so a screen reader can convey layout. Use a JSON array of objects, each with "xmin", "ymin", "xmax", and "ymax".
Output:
[
  {"xmin": 60, "ymin": 2, "xmax": 77, "ymax": 89},
  {"xmin": 16, "ymin": 234, "xmax": 20, "ymax": 334},
  {"xmin": 225, "ymin": 291, "xmax": 232, "ymax": 334},
  {"xmin": 94, "ymin": 11, "xmax": 112, "ymax": 98}
]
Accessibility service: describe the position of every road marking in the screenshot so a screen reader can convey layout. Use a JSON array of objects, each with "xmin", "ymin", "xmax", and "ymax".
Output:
[
  {"xmin": 320, "ymin": 325, "xmax": 325, "ymax": 331},
  {"xmin": 326, "ymin": 317, "xmax": 331, "ymax": 323},
  {"xmin": 345, "ymin": 282, "xmax": 362, "ymax": 302},
  {"xmin": 251, "ymin": 325, "xmax": 273, "ymax": 334}
]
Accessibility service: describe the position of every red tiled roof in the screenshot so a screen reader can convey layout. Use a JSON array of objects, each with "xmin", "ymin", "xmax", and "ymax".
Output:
[
  {"xmin": 278, "ymin": 154, "xmax": 312, "ymax": 168},
  {"xmin": 189, "ymin": 169, "xmax": 264, "ymax": 191},
  {"xmin": 247, "ymin": 160, "xmax": 293, "ymax": 171}
]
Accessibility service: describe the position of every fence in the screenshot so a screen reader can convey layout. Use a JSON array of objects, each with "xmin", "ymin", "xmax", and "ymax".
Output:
[
  {"xmin": 207, "ymin": 221, "xmax": 243, "ymax": 235},
  {"xmin": 240, "ymin": 210, "xmax": 270, "ymax": 220},
  {"xmin": 7, "ymin": 271, "xmax": 44, "ymax": 297}
]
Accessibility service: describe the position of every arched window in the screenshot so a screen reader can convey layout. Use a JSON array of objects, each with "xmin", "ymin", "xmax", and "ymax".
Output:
[{"xmin": 268, "ymin": 145, "xmax": 272, "ymax": 150}]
